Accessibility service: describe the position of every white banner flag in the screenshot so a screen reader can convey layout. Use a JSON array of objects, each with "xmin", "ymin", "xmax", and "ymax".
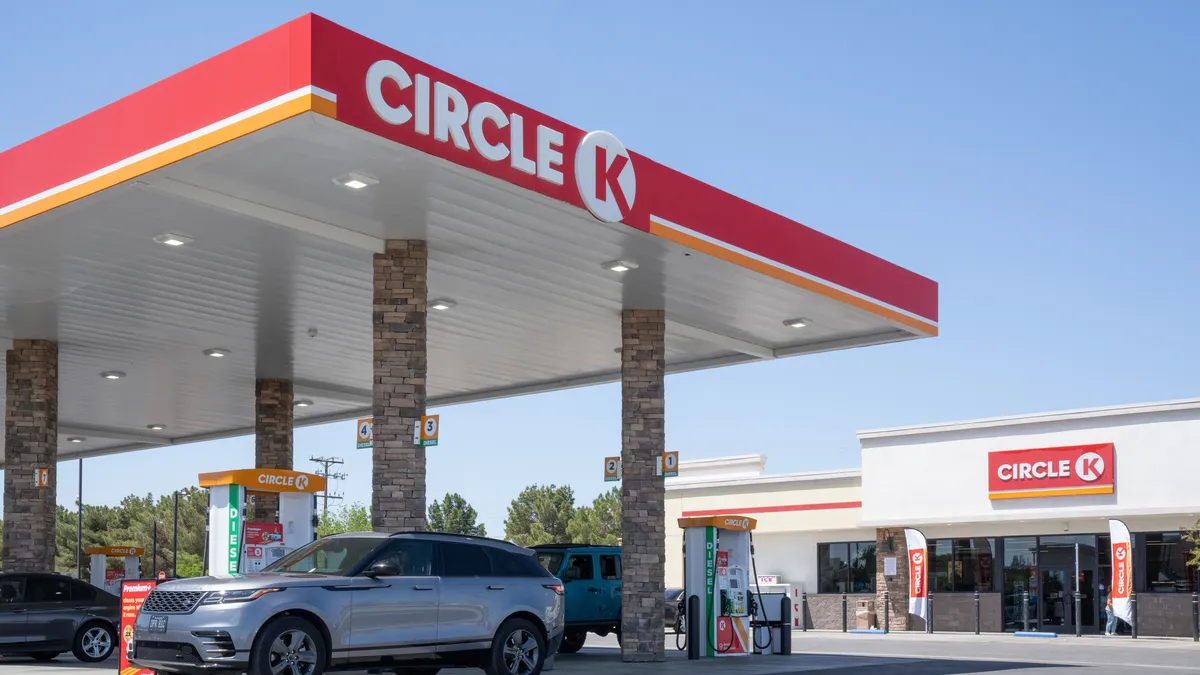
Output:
[
  {"xmin": 904, "ymin": 528, "xmax": 929, "ymax": 621},
  {"xmin": 1108, "ymin": 519, "xmax": 1133, "ymax": 624}
]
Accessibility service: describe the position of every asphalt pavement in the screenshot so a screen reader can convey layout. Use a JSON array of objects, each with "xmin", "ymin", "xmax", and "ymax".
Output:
[{"xmin": 1, "ymin": 631, "xmax": 1196, "ymax": 675}]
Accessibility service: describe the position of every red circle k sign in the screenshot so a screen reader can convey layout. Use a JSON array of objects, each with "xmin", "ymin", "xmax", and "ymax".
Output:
[
  {"xmin": 987, "ymin": 443, "xmax": 1115, "ymax": 500},
  {"xmin": 575, "ymin": 131, "xmax": 636, "ymax": 223}
]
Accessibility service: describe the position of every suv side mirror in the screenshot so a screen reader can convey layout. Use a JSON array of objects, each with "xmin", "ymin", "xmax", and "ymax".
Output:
[
  {"xmin": 365, "ymin": 559, "xmax": 400, "ymax": 577},
  {"xmin": 564, "ymin": 567, "xmax": 581, "ymax": 581}
]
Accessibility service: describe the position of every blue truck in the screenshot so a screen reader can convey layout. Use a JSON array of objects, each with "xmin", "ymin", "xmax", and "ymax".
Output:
[
  {"xmin": 533, "ymin": 544, "xmax": 623, "ymax": 653},
  {"xmin": 533, "ymin": 543, "xmax": 684, "ymax": 653}
]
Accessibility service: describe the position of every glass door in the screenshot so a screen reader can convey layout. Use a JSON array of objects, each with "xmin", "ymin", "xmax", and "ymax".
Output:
[
  {"xmin": 1038, "ymin": 535, "xmax": 1098, "ymax": 633},
  {"xmin": 1040, "ymin": 568, "xmax": 1071, "ymax": 631}
]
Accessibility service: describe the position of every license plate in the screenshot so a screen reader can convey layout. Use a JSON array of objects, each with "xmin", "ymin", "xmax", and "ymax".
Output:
[{"xmin": 148, "ymin": 615, "xmax": 168, "ymax": 633}]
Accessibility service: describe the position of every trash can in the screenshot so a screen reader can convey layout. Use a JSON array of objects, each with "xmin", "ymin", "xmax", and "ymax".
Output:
[{"xmin": 855, "ymin": 599, "xmax": 876, "ymax": 629}]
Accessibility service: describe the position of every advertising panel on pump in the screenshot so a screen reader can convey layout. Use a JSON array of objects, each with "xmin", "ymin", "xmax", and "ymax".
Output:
[{"xmin": 119, "ymin": 579, "xmax": 157, "ymax": 675}]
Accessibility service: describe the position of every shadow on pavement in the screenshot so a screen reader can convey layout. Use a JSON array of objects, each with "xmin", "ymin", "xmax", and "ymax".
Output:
[
  {"xmin": 0, "ymin": 656, "xmax": 109, "ymax": 669},
  {"xmin": 556, "ymin": 649, "xmax": 1072, "ymax": 674},
  {"xmin": 791, "ymin": 654, "xmax": 1072, "ymax": 674}
]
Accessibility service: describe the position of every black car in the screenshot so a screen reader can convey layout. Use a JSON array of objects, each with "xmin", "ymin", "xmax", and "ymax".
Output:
[
  {"xmin": 0, "ymin": 572, "xmax": 120, "ymax": 662},
  {"xmin": 665, "ymin": 587, "xmax": 685, "ymax": 633}
]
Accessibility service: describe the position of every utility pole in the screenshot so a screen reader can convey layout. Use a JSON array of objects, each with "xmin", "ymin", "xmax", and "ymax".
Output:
[{"xmin": 309, "ymin": 456, "xmax": 346, "ymax": 521}]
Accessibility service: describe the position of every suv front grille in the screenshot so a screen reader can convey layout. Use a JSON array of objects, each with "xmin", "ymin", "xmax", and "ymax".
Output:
[
  {"xmin": 135, "ymin": 641, "xmax": 203, "ymax": 665},
  {"xmin": 141, "ymin": 590, "xmax": 204, "ymax": 614}
]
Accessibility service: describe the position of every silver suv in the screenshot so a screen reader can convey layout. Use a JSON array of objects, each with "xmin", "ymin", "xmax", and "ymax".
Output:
[{"xmin": 128, "ymin": 532, "xmax": 565, "ymax": 675}]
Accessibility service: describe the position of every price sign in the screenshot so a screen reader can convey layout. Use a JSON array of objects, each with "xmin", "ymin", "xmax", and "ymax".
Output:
[
  {"xmin": 603, "ymin": 457, "xmax": 621, "ymax": 482},
  {"xmin": 356, "ymin": 418, "xmax": 373, "ymax": 449}
]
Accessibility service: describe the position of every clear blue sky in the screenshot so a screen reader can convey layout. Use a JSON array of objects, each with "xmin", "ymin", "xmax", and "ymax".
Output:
[{"xmin": 1, "ymin": 1, "xmax": 1198, "ymax": 537}]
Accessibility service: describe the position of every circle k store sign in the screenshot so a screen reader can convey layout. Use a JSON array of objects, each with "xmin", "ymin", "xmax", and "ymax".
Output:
[{"xmin": 987, "ymin": 443, "xmax": 1115, "ymax": 500}]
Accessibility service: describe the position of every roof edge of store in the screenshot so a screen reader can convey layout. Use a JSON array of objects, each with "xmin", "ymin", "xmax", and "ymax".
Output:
[{"xmin": 858, "ymin": 397, "xmax": 1200, "ymax": 441}]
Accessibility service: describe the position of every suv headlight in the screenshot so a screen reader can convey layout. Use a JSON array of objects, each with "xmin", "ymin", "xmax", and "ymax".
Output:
[{"xmin": 201, "ymin": 588, "xmax": 282, "ymax": 605}]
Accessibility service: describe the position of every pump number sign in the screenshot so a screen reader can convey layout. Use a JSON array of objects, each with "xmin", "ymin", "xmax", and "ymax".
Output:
[
  {"xmin": 356, "ymin": 418, "xmax": 373, "ymax": 449},
  {"xmin": 661, "ymin": 451, "xmax": 679, "ymax": 477},
  {"xmin": 603, "ymin": 457, "xmax": 621, "ymax": 482},
  {"xmin": 416, "ymin": 415, "xmax": 439, "ymax": 447}
]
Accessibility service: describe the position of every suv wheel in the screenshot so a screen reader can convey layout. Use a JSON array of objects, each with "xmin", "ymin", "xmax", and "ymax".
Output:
[
  {"xmin": 556, "ymin": 630, "xmax": 586, "ymax": 654},
  {"xmin": 485, "ymin": 618, "xmax": 545, "ymax": 675},
  {"xmin": 251, "ymin": 616, "xmax": 326, "ymax": 675},
  {"xmin": 73, "ymin": 622, "xmax": 116, "ymax": 662}
]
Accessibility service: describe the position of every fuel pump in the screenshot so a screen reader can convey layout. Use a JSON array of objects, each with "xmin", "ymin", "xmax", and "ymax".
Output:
[{"xmin": 677, "ymin": 515, "xmax": 761, "ymax": 658}]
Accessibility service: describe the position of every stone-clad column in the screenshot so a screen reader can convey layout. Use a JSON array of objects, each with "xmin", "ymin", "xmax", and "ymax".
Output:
[
  {"xmin": 619, "ymin": 309, "xmax": 666, "ymax": 662},
  {"xmin": 3, "ymin": 340, "xmax": 58, "ymax": 572},
  {"xmin": 254, "ymin": 378, "xmax": 293, "ymax": 521},
  {"xmin": 876, "ymin": 527, "xmax": 911, "ymax": 630},
  {"xmin": 371, "ymin": 240, "xmax": 428, "ymax": 531}
]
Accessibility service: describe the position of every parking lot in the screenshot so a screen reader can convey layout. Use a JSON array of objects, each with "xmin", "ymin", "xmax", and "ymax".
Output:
[{"xmin": 5, "ymin": 631, "xmax": 1197, "ymax": 675}]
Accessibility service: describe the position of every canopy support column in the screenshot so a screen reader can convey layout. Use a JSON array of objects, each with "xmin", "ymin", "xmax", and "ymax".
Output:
[
  {"xmin": 619, "ymin": 309, "xmax": 666, "ymax": 662},
  {"xmin": 254, "ymin": 378, "xmax": 294, "ymax": 521},
  {"xmin": 371, "ymin": 240, "xmax": 428, "ymax": 531},
  {"xmin": 3, "ymin": 340, "xmax": 58, "ymax": 572}
]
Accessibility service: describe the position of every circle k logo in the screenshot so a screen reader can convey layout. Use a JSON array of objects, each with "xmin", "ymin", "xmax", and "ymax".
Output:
[
  {"xmin": 911, "ymin": 551, "xmax": 924, "ymax": 565},
  {"xmin": 575, "ymin": 131, "xmax": 636, "ymax": 223},
  {"xmin": 295, "ymin": 475, "xmax": 309, "ymax": 491},
  {"xmin": 1115, "ymin": 546, "xmax": 1127, "ymax": 561},
  {"xmin": 1075, "ymin": 452, "xmax": 1105, "ymax": 482}
]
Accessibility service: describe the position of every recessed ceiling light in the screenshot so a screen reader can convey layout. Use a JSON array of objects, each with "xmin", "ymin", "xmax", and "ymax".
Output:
[
  {"xmin": 68, "ymin": 437, "xmax": 85, "ymax": 443},
  {"xmin": 333, "ymin": 173, "xmax": 379, "ymax": 190},
  {"xmin": 783, "ymin": 318, "xmax": 811, "ymax": 329},
  {"xmin": 294, "ymin": 399, "xmax": 314, "ymax": 408},
  {"xmin": 430, "ymin": 299, "xmax": 457, "ymax": 311},
  {"xmin": 203, "ymin": 348, "xmax": 231, "ymax": 358},
  {"xmin": 153, "ymin": 233, "xmax": 193, "ymax": 247},
  {"xmin": 100, "ymin": 371, "xmax": 126, "ymax": 380},
  {"xmin": 602, "ymin": 260, "xmax": 638, "ymax": 273},
  {"xmin": 147, "ymin": 424, "xmax": 166, "ymax": 431}
]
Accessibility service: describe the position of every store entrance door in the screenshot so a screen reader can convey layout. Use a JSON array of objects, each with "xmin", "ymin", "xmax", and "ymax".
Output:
[
  {"xmin": 1040, "ymin": 568, "xmax": 1073, "ymax": 632},
  {"xmin": 1037, "ymin": 535, "xmax": 1098, "ymax": 634}
]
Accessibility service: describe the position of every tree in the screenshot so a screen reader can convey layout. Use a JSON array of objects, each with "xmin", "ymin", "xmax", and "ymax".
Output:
[
  {"xmin": 566, "ymin": 487, "xmax": 621, "ymax": 545},
  {"xmin": 317, "ymin": 503, "xmax": 372, "ymax": 537},
  {"xmin": 175, "ymin": 552, "xmax": 204, "ymax": 578},
  {"xmin": 504, "ymin": 484, "xmax": 575, "ymax": 547},
  {"xmin": 428, "ymin": 493, "xmax": 486, "ymax": 536},
  {"xmin": 1185, "ymin": 522, "xmax": 1200, "ymax": 573}
]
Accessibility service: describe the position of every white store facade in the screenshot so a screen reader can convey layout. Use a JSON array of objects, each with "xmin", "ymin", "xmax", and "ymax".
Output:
[{"xmin": 664, "ymin": 398, "xmax": 1200, "ymax": 637}]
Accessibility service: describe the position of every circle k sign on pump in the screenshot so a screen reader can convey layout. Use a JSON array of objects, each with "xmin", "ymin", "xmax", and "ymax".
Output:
[{"xmin": 987, "ymin": 443, "xmax": 1115, "ymax": 500}]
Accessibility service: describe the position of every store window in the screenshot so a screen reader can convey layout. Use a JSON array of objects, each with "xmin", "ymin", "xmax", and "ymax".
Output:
[
  {"xmin": 850, "ymin": 543, "xmax": 876, "ymax": 592},
  {"xmin": 956, "ymin": 538, "xmax": 997, "ymax": 592},
  {"xmin": 818, "ymin": 542, "xmax": 875, "ymax": 593},
  {"xmin": 1144, "ymin": 533, "xmax": 1195, "ymax": 593},
  {"xmin": 1002, "ymin": 537, "xmax": 1037, "ymax": 632},
  {"xmin": 928, "ymin": 539, "xmax": 996, "ymax": 592},
  {"xmin": 931, "ymin": 540, "xmax": 954, "ymax": 592}
]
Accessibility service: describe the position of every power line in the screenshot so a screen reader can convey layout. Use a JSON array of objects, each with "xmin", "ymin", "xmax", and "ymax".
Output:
[{"xmin": 309, "ymin": 456, "xmax": 346, "ymax": 522}]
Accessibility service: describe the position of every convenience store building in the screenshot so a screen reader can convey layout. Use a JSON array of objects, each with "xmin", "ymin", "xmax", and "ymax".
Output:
[{"xmin": 665, "ymin": 398, "xmax": 1200, "ymax": 637}]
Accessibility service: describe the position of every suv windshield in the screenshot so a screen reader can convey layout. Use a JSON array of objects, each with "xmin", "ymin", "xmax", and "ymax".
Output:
[
  {"xmin": 264, "ymin": 537, "xmax": 383, "ymax": 575},
  {"xmin": 536, "ymin": 551, "xmax": 564, "ymax": 575}
]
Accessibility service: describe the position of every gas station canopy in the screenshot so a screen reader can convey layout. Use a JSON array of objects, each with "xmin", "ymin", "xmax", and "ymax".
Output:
[{"xmin": 0, "ymin": 14, "xmax": 938, "ymax": 462}]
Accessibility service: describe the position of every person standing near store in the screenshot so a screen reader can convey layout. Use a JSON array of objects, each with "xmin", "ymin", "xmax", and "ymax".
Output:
[{"xmin": 1104, "ymin": 591, "xmax": 1119, "ymax": 635}]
